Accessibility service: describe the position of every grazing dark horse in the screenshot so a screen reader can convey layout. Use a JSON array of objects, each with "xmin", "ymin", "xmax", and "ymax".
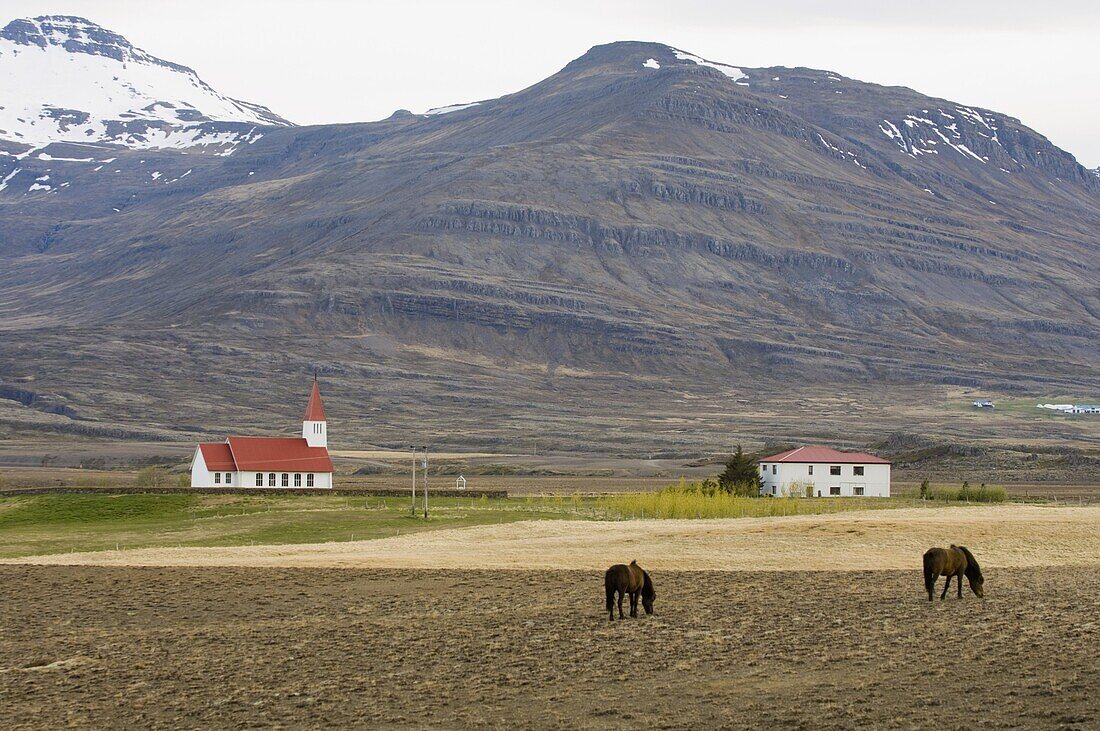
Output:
[
  {"xmin": 923, "ymin": 545, "xmax": 984, "ymax": 601},
  {"xmin": 604, "ymin": 560, "xmax": 656, "ymax": 620}
]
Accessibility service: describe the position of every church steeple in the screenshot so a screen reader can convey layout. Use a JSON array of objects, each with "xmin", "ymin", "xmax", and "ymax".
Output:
[{"xmin": 302, "ymin": 377, "xmax": 327, "ymax": 448}]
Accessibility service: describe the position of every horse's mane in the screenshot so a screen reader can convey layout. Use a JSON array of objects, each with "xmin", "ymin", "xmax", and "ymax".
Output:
[
  {"xmin": 641, "ymin": 569, "xmax": 655, "ymax": 599},
  {"xmin": 955, "ymin": 545, "xmax": 983, "ymax": 580}
]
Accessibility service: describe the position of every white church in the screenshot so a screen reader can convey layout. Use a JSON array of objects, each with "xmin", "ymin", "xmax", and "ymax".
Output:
[{"xmin": 190, "ymin": 378, "xmax": 334, "ymax": 488}]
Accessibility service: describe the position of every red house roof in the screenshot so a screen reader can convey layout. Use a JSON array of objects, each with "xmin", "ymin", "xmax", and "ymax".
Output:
[
  {"xmin": 303, "ymin": 379, "xmax": 326, "ymax": 422},
  {"xmin": 198, "ymin": 442, "xmax": 236, "ymax": 471},
  {"xmin": 227, "ymin": 436, "xmax": 333, "ymax": 472},
  {"xmin": 760, "ymin": 446, "xmax": 891, "ymax": 465}
]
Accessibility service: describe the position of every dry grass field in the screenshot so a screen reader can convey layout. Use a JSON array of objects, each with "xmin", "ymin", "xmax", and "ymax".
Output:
[
  {"xmin": 2, "ymin": 504, "xmax": 1099, "ymax": 727},
  {"xmin": 1, "ymin": 565, "xmax": 1097, "ymax": 729},
  {"xmin": 11, "ymin": 505, "xmax": 1099, "ymax": 571}
]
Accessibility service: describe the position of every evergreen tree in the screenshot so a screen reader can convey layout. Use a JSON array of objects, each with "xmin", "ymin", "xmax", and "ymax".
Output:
[{"xmin": 718, "ymin": 445, "xmax": 762, "ymax": 496}]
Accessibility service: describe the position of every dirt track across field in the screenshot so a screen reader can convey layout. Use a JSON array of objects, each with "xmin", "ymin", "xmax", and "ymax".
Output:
[
  {"xmin": 6, "ymin": 505, "xmax": 1100, "ymax": 570},
  {"xmin": 1, "ymin": 565, "xmax": 1097, "ymax": 729}
]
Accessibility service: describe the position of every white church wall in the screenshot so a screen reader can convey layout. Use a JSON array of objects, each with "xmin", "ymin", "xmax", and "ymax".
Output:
[
  {"xmin": 303, "ymin": 420, "xmax": 327, "ymax": 448},
  {"xmin": 240, "ymin": 470, "xmax": 333, "ymax": 489},
  {"xmin": 189, "ymin": 449, "xmax": 215, "ymax": 488}
]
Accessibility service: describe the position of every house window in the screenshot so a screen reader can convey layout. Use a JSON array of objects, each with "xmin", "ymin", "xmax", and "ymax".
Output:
[
  {"xmin": 307, "ymin": 473, "xmax": 315, "ymax": 487},
  {"xmin": 853, "ymin": 466, "xmax": 865, "ymax": 476},
  {"xmin": 816, "ymin": 490, "xmax": 822, "ymax": 497},
  {"xmin": 808, "ymin": 465, "xmax": 814, "ymax": 475},
  {"xmin": 761, "ymin": 464, "xmax": 767, "ymax": 473},
  {"xmin": 294, "ymin": 473, "xmax": 302, "ymax": 487},
  {"xmin": 772, "ymin": 465, "xmax": 777, "ymax": 475},
  {"xmin": 225, "ymin": 473, "xmax": 232, "ymax": 485},
  {"xmin": 830, "ymin": 466, "xmax": 841, "ymax": 476},
  {"xmin": 830, "ymin": 486, "xmax": 841, "ymax": 495},
  {"xmin": 214, "ymin": 472, "xmax": 221, "ymax": 484},
  {"xmin": 255, "ymin": 473, "xmax": 263, "ymax": 487},
  {"xmin": 771, "ymin": 486, "xmax": 776, "ymax": 495},
  {"xmin": 281, "ymin": 473, "xmax": 289, "ymax": 487},
  {"xmin": 268, "ymin": 472, "xmax": 276, "ymax": 487},
  {"xmin": 854, "ymin": 486, "xmax": 865, "ymax": 496}
]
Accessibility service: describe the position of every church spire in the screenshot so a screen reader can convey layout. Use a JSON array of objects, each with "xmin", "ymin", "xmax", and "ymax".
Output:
[
  {"xmin": 303, "ymin": 376, "xmax": 327, "ymax": 422},
  {"xmin": 302, "ymin": 377, "xmax": 328, "ymax": 448}
]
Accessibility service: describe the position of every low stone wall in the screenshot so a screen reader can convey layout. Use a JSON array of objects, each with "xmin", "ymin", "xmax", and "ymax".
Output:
[{"xmin": 0, "ymin": 487, "xmax": 508, "ymax": 499}]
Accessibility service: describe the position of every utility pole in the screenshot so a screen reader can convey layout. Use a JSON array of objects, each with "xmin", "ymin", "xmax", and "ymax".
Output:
[
  {"xmin": 411, "ymin": 446, "xmax": 418, "ymax": 516},
  {"xmin": 423, "ymin": 446, "xmax": 429, "ymax": 519}
]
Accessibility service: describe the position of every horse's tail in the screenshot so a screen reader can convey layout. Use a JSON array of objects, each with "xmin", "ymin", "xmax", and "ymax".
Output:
[
  {"xmin": 604, "ymin": 570, "xmax": 615, "ymax": 613},
  {"xmin": 956, "ymin": 545, "xmax": 982, "ymax": 579}
]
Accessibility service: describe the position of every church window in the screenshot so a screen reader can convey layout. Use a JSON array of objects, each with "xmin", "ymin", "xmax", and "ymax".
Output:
[
  {"xmin": 307, "ymin": 473, "xmax": 315, "ymax": 487},
  {"xmin": 294, "ymin": 473, "xmax": 302, "ymax": 487},
  {"xmin": 281, "ymin": 473, "xmax": 289, "ymax": 487},
  {"xmin": 214, "ymin": 472, "xmax": 221, "ymax": 484},
  {"xmin": 225, "ymin": 473, "xmax": 232, "ymax": 484},
  {"xmin": 255, "ymin": 473, "xmax": 263, "ymax": 487},
  {"xmin": 268, "ymin": 472, "xmax": 276, "ymax": 487}
]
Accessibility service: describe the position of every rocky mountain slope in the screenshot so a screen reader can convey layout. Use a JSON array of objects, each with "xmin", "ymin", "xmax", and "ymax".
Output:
[
  {"xmin": 0, "ymin": 16, "xmax": 289, "ymax": 153},
  {"xmin": 0, "ymin": 36, "xmax": 1097, "ymax": 455}
]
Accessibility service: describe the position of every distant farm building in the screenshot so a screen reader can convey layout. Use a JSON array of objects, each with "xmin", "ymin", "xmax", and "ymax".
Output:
[
  {"xmin": 1037, "ymin": 403, "xmax": 1100, "ymax": 414},
  {"xmin": 190, "ymin": 378, "xmax": 334, "ymax": 488},
  {"xmin": 972, "ymin": 399, "xmax": 994, "ymax": 408},
  {"xmin": 759, "ymin": 446, "xmax": 891, "ymax": 497}
]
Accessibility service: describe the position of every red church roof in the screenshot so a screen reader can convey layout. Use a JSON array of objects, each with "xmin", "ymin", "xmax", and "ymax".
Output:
[
  {"xmin": 227, "ymin": 436, "xmax": 334, "ymax": 472},
  {"xmin": 303, "ymin": 378, "xmax": 327, "ymax": 422},
  {"xmin": 760, "ymin": 446, "xmax": 891, "ymax": 465},
  {"xmin": 198, "ymin": 442, "xmax": 236, "ymax": 471}
]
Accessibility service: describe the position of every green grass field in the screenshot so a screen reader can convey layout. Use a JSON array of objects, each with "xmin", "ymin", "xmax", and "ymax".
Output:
[
  {"xmin": 0, "ymin": 491, "xmax": 995, "ymax": 559},
  {"xmin": 0, "ymin": 494, "xmax": 601, "ymax": 559}
]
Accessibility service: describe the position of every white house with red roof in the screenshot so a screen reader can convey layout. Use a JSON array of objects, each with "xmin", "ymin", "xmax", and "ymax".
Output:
[
  {"xmin": 189, "ymin": 378, "xmax": 335, "ymax": 489},
  {"xmin": 758, "ymin": 446, "xmax": 891, "ymax": 498}
]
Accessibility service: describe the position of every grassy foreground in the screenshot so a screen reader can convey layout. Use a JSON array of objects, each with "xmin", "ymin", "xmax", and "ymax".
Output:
[{"xmin": 0, "ymin": 491, "xmax": 969, "ymax": 558}]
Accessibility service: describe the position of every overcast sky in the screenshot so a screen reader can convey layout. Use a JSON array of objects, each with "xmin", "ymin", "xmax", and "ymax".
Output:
[{"xmin": 7, "ymin": 0, "xmax": 1100, "ymax": 166}]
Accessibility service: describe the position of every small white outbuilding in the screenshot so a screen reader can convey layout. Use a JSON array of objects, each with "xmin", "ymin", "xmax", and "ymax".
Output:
[{"xmin": 758, "ymin": 446, "xmax": 891, "ymax": 497}]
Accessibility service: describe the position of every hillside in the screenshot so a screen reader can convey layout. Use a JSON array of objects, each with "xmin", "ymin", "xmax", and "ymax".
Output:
[{"xmin": 0, "ymin": 37, "xmax": 1097, "ymax": 456}]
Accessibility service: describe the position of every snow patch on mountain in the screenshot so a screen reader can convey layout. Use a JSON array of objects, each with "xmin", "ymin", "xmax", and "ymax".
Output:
[
  {"xmin": 0, "ymin": 15, "xmax": 290, "ymax": 151},
  {"xmin": 423, "ymin": 102, "xmax": 481, "ymax": 116},
  {"xmin": 878, "ymin": 106, "xmax": 1002, "ymax": 165},
  {"xmin": 671, "ymin": 49, "xmax": 746, "ymax": 82}
]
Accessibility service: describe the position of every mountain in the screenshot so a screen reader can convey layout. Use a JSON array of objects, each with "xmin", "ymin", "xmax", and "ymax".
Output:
[
  {"xmin": 0, "ymin": 16, "xmax": 290, "ymax": 153},
  {"xmin": 0, "ymin": 38, "xmax": 1097, "ymax": 459}
]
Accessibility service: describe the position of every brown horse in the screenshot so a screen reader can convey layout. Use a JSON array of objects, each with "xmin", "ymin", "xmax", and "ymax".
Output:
[
  {"xmin": 604, "ymin": 560, "xmax": 656, "ymax": 621},
  {"xmin": 923, "ymin": 545, "xmax": 984, "ymax": 601}
]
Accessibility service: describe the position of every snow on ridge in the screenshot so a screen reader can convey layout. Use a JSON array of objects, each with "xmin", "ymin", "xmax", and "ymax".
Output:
[
  {"xmin": 423, "ymin": 102, "xmax": 482, "ymax": 116},
  {"xmin": 642, "ymin": 58, "xmax": 660, "ymax": 69},
  {"xmin": 671, "ymin": 49, "xmax": 746, "ymax": 82},
  {"xmin": 0, "ymin": 15, "xmax": 289, "ymax": 151}
]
